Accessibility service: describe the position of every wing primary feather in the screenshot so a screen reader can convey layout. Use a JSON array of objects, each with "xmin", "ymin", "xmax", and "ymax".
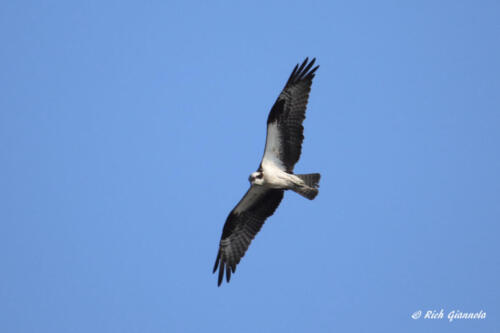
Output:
[
  {"xmin": 226, "ymin": 264, "xmax": 231, "ymax": 283},
  {"xmin": 296, "ymin": 58, "xmax": 309, "ymax": 78},
  {"xmin": 299, "ymin": 58, "xmax": 316, "ymax": 80},
  {"xmin": 213, "ymin": 251, "xmax": 221, "ymax": 273},
  {"xmin": 218, "ymin": 261, "xmax": 224, "ymax": 286},
  {"xmin": 308, "ymin": 65, "xmax": 319, "ymax": 78},
  {"xmin": 286, "ymin": 58, "xmax": 318, "ymax": 86},
  {"xmin": 286, "ymin": 64, "xmax": 299, "ymax": 86}
]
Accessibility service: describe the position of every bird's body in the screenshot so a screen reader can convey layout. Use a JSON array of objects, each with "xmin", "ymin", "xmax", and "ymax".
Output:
[
  {"xmin": 250, "ymin": 165, "xmax": 299, "ymax": 189},
  {"xmin": 213, "ymin": 58, "xmax": 321, "ymax": 286}
]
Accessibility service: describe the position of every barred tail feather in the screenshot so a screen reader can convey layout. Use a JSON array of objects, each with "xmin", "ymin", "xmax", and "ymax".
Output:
[
  {"xmin": 296, "ymin": 173, "xmax": 321, "ymax": 188},
  {"xmin": 294, "ymin": 173, "xmax": 321, "ymax": 200},
  {"xmin": 294, "ymin": 186, "xmax": 318, "ymax": 200}
]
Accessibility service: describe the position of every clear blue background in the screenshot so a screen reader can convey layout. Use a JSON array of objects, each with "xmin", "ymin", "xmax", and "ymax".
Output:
[{"xmin": 1, "ymin": 1, "xmax": 499, "ymax": 332}]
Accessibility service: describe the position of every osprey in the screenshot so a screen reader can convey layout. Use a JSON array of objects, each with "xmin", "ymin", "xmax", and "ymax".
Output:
[{"xmin": 213, "ymin": 58, "xmax": 321, "ymax": 286}]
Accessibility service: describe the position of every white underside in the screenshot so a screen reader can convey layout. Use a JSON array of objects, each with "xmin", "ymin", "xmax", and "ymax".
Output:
[
  {"xmin": 262, "ymin": 122, "xmax": 286, "ymax": 171},
  {"xmin": 261, "ymin": 122, "xmax": 303, "ymax": 188},
  {"xmin": 233, "ymin": 169, "xmax": 303, "ymax": 215},
  {"xmin": 261, "ymin": 163, "xmax": 301, "ymax": 189},
  {"xmin": 233, "ymin": 122, "xmax": 305, "ymax": 214}
]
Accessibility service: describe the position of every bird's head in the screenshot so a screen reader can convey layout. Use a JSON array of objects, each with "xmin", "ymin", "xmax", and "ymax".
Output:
[{"xmin": 248, "ymin": 171, "xmax": 264, "ymax": 185}]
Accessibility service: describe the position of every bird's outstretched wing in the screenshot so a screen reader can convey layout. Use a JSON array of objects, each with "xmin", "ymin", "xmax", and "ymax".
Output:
[
  {"xmin": 261, "ymin": 58, "xmax": 319, "ymax": 172},
  {"xmin": 213, "ymin": 186, "xmax": 284, "ymax": 286}
]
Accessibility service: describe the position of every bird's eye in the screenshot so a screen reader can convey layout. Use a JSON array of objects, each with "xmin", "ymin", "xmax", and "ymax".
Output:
[{"xmin": 257, "ymin": 173, "xmax": 263, "ymax": 179}]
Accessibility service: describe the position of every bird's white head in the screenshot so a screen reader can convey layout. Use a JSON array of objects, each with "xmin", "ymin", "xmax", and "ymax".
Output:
[{"xmin": 248, "ymin": 171, "xmax": 264, "ymax": 185}]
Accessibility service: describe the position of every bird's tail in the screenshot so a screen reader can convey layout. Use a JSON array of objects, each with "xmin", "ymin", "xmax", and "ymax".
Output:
[{"xmin": 293, "ymin": 173, "xmax": 321, "ymax": 200}]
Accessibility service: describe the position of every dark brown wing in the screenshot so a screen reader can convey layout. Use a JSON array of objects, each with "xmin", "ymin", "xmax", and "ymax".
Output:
[
  {"xmin": 263, "ymin": 58, "xmax": 319, "ymax": 172},
  {"xmin": 213, "ymin": 186, "xmax": 284, "ymax": 286}
]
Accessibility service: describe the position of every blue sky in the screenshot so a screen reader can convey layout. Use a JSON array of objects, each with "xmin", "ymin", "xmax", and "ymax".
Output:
[{"xmin": 1, "ymin": 1, "xmax": 499, "ymax": 332}]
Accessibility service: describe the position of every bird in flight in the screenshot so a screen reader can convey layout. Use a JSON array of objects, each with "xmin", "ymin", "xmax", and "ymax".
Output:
[{"xmin": 213, "ymin": 58, "xmax": 321, "ymax": 286}]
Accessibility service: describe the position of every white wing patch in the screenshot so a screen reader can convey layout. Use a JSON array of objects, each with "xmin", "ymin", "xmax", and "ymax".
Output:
[{"xmin": 262, "ymin": 122, "xmax": 286, "ymax": 170}]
